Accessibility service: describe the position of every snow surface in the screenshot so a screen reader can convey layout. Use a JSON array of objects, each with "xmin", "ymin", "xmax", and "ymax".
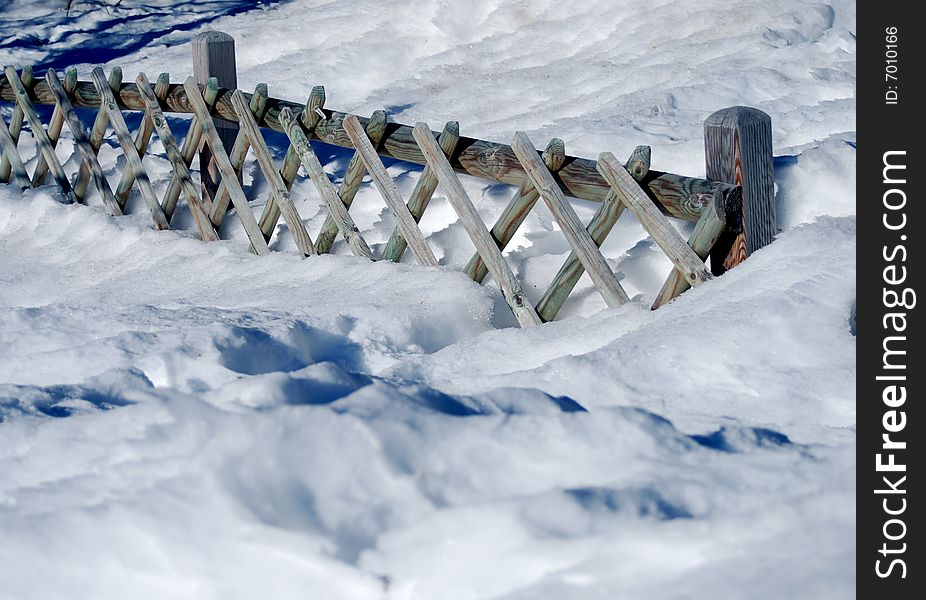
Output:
[{"xmin": 1, "ymin": 1, "xmax": 855, "ymax": 598}]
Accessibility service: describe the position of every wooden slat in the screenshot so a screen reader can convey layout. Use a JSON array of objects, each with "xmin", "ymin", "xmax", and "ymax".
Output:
[
  {"xmin": 342, "ymin": 115, "xmax": 437, "ymax": 266},
  {"xmin": 512, "ymin": 131, "xmax": 629, "ymax": 308},
  {"xmin": 43, "ymin": 68, "xmax": 115, "ymax": 211},
  {"xmin": 382, "ymin": 121, "xmax": 461, "ymax": 263},
  {"xmin": 114, "ymin": 72, "xmax": 169, "ymax": 207},
  {"xmin": 136, "ymin": 72, "xmax": 218, "ymax": 242},
  {"xmin": 278, "ymin": 86, "xmax": 325, "ymax": 190},
  {"xmin": 464, "ymin": 138, "xmax": 565, "ymax": 283},
  {"xmin": 90, "ymin": 67, "xmax": 169, "ymax": 230},
  {"xmin": 182, "ymin": 77, "xmax": 269, "ymax": 255},
  {"xmin": 209, "ymin": 84, "xmax": 269, "ymax": 227},
  {"xmin": 0, "ymin": 66, "xmax": 32, "ymax": 183},
  {"xmin": 598, "ymin": 151, "xmax": 712, "ymax": 287},
  {"xmin": 279, "ymin": 107, "xmax": 374, "ymax": 260},
  {"xmin": 161, "ymin": 77, "xmax": 219, "ymax": 219},
  {"xmin": 31, "ymin": 67, "xmax": 77, "ymax": 187},
  {"xmin": 0, "ymin": 115, "xmax": 31, "ymax": 188},
  {"xmin": 313, "ymin": 110, "xmax": 387, "ymax": 254},
  {"xmin": 537, "ymin": 145, "xmax": 650, "ymax": 321},
  {"xmin": 414, "ymin": 122, "xmax": 541, "ymax": 327},
  {"xmin": 652, "ymin": 188, "xmax": 726, "ymax": 309},
  {"xmin": 73, "ymin": 67, "xmax": 121, "ymax": 202},
  {"xmin": 230, "ymin": 90, "xmax": 315, "ymax": 256}
]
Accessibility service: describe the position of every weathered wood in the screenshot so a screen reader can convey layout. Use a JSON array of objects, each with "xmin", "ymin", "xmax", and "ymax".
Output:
[
  {"xmin": 313, "ymin": 110, "xmax": 388, "ymax": 254},
  {"xmin": 464, "ymin": 138, "xmax": 565, "ymax": 282},
  {"xmin": 0, "ymin": 66, "xmax": 32, "ymax": 183},
  {"xmin": 182, "ymin": 77, "xmax": 268, "ymax": 255},
  {"xmin": 537, "ymin": 145, "xmax": 650, "ymax": 321},
  {"xmin": 343, "ymin": 115, "xmax": 437, "ymax": 266},
  {"xmin": 513, "ymin": 131, "xmax": 629, "ymax": 308},
  {"xmin": 0, "ymin": 115, "xmax": 31, "ymax": 188},
  {"xmin": 414, "ymin": 122, "xmax": 541, "ymax": 327},
  {"xmin": 114, "ymin": 72, "xmax": 169, "ymax": 207},
  {"xmin": 136, "ymin": 72, "xmax": 218, "ymax": 242},
  {"xmin": 90, "ymin": 68, "xmax": 169, "ymax": 229},
  {"xmin": 0, "ymin": 77, "xmax": 741, "ymax": 223},
  {"xmin": 32, "ymin": 68, "xmax": 77, "ymax": 187},
  {"xmin": 161, "ymin": 77, "xmax": 219, "ymax": 219},
  {"xmin": 279, "ymin": 106, "xmax": 374, "ymax": 260},
  {"xmin": 44, "ymin": 69, "xmax": 115, "ymax": 211},
  {"xmin": 73, "ymin": 67, "xmax": 121, "ymax": 202},
  {"xmin": 383, "ymin": 121, "xmax": 461, "ymax": 262},
  {"xmin": 209, "ymin": 84, "xmax": 269, "ymax": 227},
  {"xmin": 193, "ymin": 31, "xmax": 238, "ymax": 208},
  {"xmin": 230, "ymin": 90, "xmax": 315, "ymax": 256},
  {"xmin": 652, "ymin": 188, "xmax": 726, "ymax": 309},
  {"xmin": 704, "ymin": 106, "xmax": 775, "ymax": 273},
  {"xmin": 598, "ymin": 151, "xmax": 712, "ymax": 287}
]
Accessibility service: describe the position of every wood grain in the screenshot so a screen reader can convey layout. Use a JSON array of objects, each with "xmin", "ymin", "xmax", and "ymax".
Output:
[
  {"xmin": 31, "ymin": 68, "xmax": 77, "ymax": 187},
  {"xmin": 73, "ymin": 67, "xmax": 121, "ymax": 202},
  {"xmin": 0, "ymin": 66, "xmax": 31, "ymax": 183},
  {"xmin": 114, "ymin": 72, "xmax": 169, "ymax": 207}
]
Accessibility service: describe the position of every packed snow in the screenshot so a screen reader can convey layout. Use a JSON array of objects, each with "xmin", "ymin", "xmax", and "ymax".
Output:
[{"xmin": 1, "ymin": 1, "xmax": 855, "ymax": 598}]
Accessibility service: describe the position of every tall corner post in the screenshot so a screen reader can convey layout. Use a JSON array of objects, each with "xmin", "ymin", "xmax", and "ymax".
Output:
[
  {"xmin": 703, "ymin": 106, "xmax": 776, "ymax": 274},
  {"xmin": 193, "ymin": 31, "xmax": 239, "ymax": 208}
]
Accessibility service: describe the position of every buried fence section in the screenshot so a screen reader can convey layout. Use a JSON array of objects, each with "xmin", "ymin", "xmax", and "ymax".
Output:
[{"xmin": 0, "ymin": 32, "xmax": 775, "ymax": 327}]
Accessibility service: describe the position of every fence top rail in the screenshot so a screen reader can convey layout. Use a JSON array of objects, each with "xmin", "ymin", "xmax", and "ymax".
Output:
[{"xmin": 0, "ymin": 72, "xmax": 742, "ymax": 224}]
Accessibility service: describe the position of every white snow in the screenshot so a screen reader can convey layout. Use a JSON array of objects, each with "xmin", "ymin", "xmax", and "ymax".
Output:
[{"xmin": 1, "ymin": 0, "xmax": 855, "ymax": 598}]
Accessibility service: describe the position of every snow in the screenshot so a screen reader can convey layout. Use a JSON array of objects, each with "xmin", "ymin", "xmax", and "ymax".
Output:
[{"xmin": 1, "ymin": 0, "xmax": 855, "ymax": 598}]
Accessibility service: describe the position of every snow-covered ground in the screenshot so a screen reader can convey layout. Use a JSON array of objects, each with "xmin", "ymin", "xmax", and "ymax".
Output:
[{"xmin": 1, "ymin": 1, "xmax": 855, "ymax": 598}]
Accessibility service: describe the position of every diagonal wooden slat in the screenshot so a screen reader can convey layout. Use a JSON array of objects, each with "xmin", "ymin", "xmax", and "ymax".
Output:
[
  {"xmin": 278, "ymin": 106, "xmax": 374, "ymax": 260},
  {"xmin": 413, "ymin": 122, "xmax": 541, "ymax": 327},
  {"xmin": 161, "ymin": 77, "xmax": 219, "ymax": 220},
  {"xmin": 278, "ymin": 86, "xmax": 325, "ymax": 192},
  {"xmin": 44, "ymin": 68, "xmax": 115, "ymax": 210},
  {"xmin": 73, "ymin": 67, "xmax": 122, "ymax": 202},
  {"xmin": 90, "ymin": 67, "xmax": 169, "ymax": 230},
  {"xmin": 229, "ymin": 90, "xmax": 315, "ymax": 256},
  {"xmin": 652, "ymin": 188, "xmax": 726, "ymax": 309},
  {"xmin": 598, "ymin": 151, "xmax": 712, "ymax": 288},
  {"xmin": 536, "ymin": 145, "xmax": 650, "ymax": 321},
  {"xmin": 0, "ymin": 114, "xmax": 31, "ymax": 188},
  {"xmin": 342, "ymin": 115, "xmax": 437, "ymax": 266},
  {"xmin": 31, "ymin": 67, "xmax": 77, "ymax": 188},
  {"xmin": 114, "ymin": 72, "xmax": 169, "ymax": 207},
  {"xmin": 209, "ymin": 84, "xmax": 269, "ymax": 227},
  {"xmin": 136, "ymin": 72, "xmax": 219, "ymax": 242},
  {"xmin": 464, "ymin": 138, "xmax": 565, "ymax": 283},
  {"xmin": 512, "ymin": 131, "xmax": 629, "ymax": 308},
  {"xmin": 0, "ymin": 66, "xmax": 33, "ymax": 183},
  {"xmin": 313, "ymin": 110, "xmax": 387, "ymax": 254},
  {"xmin": 382, "ymin": 121, "xmax": 461, "ymax": 263},
  {"xmin": 182, "ymin": 77, "xmax": 269, "ymax": 255}
]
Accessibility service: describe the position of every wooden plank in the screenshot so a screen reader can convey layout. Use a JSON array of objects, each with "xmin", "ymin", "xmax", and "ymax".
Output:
[
  {"xmin": 161, "ymin": 77, "xmax": 219, "ymax": 220},
  {"xmin": 0, "ymin": 115, "xmax": 31, "ymax": 188},
  {"xmin": 382, "ymin": 121, "xmax": 461, "ymax": 263},
  {"xmin": 313, "ymin": 110, "xmax": 387, "ymax": 254},
  {"xmin": 512, "ymin": 131, "xmax": 629, "ymax": 308},
  {"xmin": 182, "ymin": 77, "xmax": 269, "ymax": 255},
  {"xmin": 114, "ymin": 72, "xmax": 169, "ymax": 207},
  {"xmin": 230, "ymin": 90, "xmax": 315, "ymax": 256},
  {"xmin": 342, "ymin": 115, "xmax": 437, "ymax": 266},
  {"xmin": 90, "ymin": 67, "xmax": 169, "ymax": 230},
  {"xmin": 464, "ymin": 137, "xmax": 565, "ymax": 282},
  {"xmin": 209, "ymin": 84, "xmax": 269, "ymax": 227},
  {"xmin": 279, "ymin": 106, "xmax": 375, "ymax": 260},
  {"xmin": 598, "ymin": 151, "xmax": 712, "ymax": 287},
  {"xmin": 537, "ymin": 145, "xmax": 651, "ymax": 321},
  {"xmin": 31, "ymin": 67, "xmax": 77, "ymax": 187},
  {"xmin": 414, "ymin": 122, "xmax": 541, "ymax": 327},
  {"xmin": 0, "ymin": 66, "xmax": 32, "ymax": 183},
  {"xmin": 44, "ymin": 68, "xmax": 116, "ymax": 212},
  {"xmin": 73, "ymin": 67, "xmax": 121, "ymax": 202},
  {"xmin": 193, "ymin": 31, "xmax": 238, "ymax": 208},
  {"xmin": 136, "ymin": 72, "xmax": 219, "ymax": 242},
  {"xmin": 0, "ymin": 78, "xmax": 742, "ymax": 223},
  {"xmin": 652, "ymin": 188, "xmax": 725, "ymax": 309},
  {"xmin": 704, "ymin": 106, "xmax": 775, "ymax": 273}
]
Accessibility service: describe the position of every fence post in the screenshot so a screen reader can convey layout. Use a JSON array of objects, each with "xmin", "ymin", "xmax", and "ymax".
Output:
[
  {"xmin": 193, "ymin": 31, "xmax": 238, "ymax": 208},
  {"xmin": 703, "ymin": 106, "xmax": 776, "ymax": 274}
]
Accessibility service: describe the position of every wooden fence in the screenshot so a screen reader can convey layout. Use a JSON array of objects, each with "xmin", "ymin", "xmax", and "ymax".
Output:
[{"xmin": 0, "ymin": 31, "xmax": 775, "ymax": 327}]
